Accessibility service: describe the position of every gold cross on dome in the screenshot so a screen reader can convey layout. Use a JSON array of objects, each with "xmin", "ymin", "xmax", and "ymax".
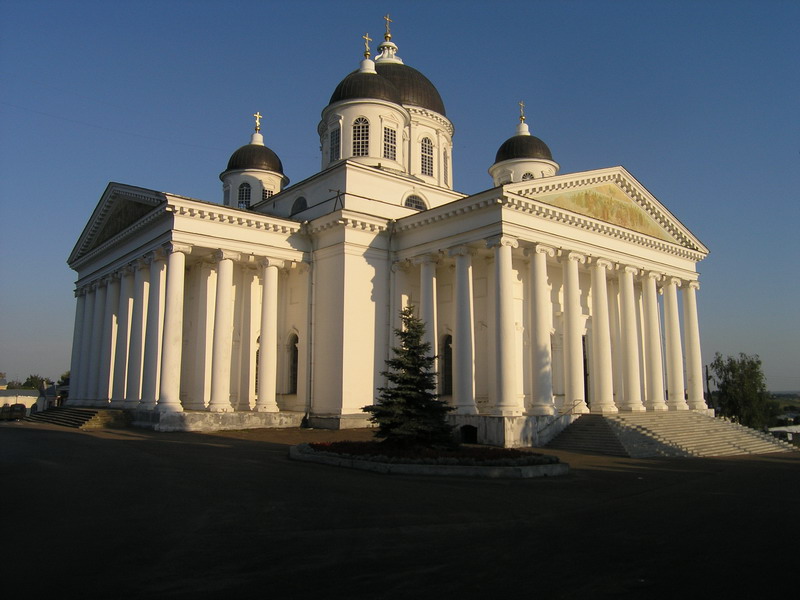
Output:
[
  {"xmin": 384, "ymin": 13, "xmax": 393, "ymax": 39},
  {"xmin": 253, "ymin": 111, "xmax": 262, "ymax": 132},
  {"xmin": 519, "ymin": 100, "xmax": 526, "ymax": 122},
  {"xmin": 363, "ymin": 32, "xmax": 372, "ymax": 57}
]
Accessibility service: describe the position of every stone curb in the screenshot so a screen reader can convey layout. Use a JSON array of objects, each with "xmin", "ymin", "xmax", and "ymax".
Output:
[{"xmin": 288, "ymin": 444, "xmax": 570, "ymax": 478}]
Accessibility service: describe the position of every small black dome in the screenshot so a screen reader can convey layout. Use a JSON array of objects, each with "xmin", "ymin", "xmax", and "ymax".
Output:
[
  {"xmin": 329, "ymin": 70, "xmax": 402, "ymax": 106},
  {"xmin": 375, "ymin": 62, "xmax": 446, "ymax": 116},
  {"xmin": 224, "ymin": 143, "xmax": 284, "ymax": 174},
  {"xmin": 494, "ymin": 134, "xmax": 553, "ymax": 164}
]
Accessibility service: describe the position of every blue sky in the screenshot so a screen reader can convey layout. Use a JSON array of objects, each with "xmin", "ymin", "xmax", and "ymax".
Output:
[{"xmin": 1, "ymin": 0, "xmax": 798, "ymax": 391}]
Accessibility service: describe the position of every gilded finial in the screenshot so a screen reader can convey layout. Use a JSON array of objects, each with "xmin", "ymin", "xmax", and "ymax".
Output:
[
  {"xmin": 253, "ymin": 111, "xmax": 262, "ymax": 133},
  {"xmin": 384, "ymin": 14, "xmax": 393, "ymax": 40},
  {"xmin": 519, "ymin": 101, "xmax": 526, "ymax": 123},
  {"xmin": 362, "ymin": 32, "xmax": 372, "ymax": 58}
]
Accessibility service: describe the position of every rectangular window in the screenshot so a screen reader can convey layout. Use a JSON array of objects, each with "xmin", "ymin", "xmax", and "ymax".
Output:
[
  {"xmin": 383, "ymin": 127, "xmax": 396, "ymax": 161},
  {"xmin": 421, "ymin": 137, "xmax": 434, "ymax": 177},
  {"xmin": 330, "ymin": 127, "xmax": 340, "ymax": 162},
  {"xmin": 353, "ymin": 118, "xmax": 369, "ymax": 157}
]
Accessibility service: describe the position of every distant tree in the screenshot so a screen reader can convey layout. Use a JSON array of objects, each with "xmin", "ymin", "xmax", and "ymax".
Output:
[
  {"xmin": 0, "ymin": 371, "xmax": 6, "ymax": 380},
  {"xmin": 363, "ymin": 306, "xmax": 454, "ymax": 448},
  {"xmin": 6, "ymin": 380, "xmax": 23, "ymax": 389},
  {"xmin": 709, "ymin": 353, "xmax": 779, "ymax": 429},
  {"xmin": 21, "ymin": 374, "xmax": 50, "ymax": 390},
  {"xmin": 57, "ymin": 371, "xmax": 70, "ymax": 386}
]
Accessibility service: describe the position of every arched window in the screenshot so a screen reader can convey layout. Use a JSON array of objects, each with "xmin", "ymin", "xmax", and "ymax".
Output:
[
  {"xmin": 421, "ymin": 137, "xmax": 433, "ymax": 177},
  {"xmin": 353, "ymin": 117, "xmax": 369, "ymax": 157},
  {"xmin": 442, "ymin": 335, "xmax": 453, "ymax": 396},
  {"xmin": 521, "ymin": 172, "xmax": 535, "ymax": 181},
  {"xmin": 238, "ymin": 182, "xmax": 251, "ymax": 209},
  {"xmin": 290, "ymin": 196, "xmax": 307, "ymax": 215},
  {"xmin": 330, "ymin": 126, "xmax": 340, "ymax": 162},
  {"xmin": 443, "ymin": 149, "xmax": 449, "ymax": 186},
  {"xmin": 383, "ymin": 127, "xmax": 396, "ymax": 161},
  {"xmin": 262, "ymin": 188, "xmax": 274, "ymax": 202},
  {"xmin": 404, "ymin": 195, "xmax": 426, "ymax": 211},
  {"xmin": 287, "ymin": 333, "xmax": 299, "ymax": 394},
  {"xmin": 223, "ymin": 185, "xmax": 230, "ymax": 206}
]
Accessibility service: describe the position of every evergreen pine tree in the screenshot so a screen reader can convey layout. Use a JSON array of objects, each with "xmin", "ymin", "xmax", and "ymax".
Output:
[{"xmin": 363, "ymin": 306, "xmax": 454, "ymax": 448}]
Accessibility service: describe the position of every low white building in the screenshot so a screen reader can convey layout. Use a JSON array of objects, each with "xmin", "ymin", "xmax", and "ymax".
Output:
[{"xmin": 66, "ymin": 24, "xmax": 710, "ymax": 446}]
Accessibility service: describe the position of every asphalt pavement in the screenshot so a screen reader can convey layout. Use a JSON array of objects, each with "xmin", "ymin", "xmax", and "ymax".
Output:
[{"xmin": 3, "ymin": 421, "xmax": 798, "ymax": 599}]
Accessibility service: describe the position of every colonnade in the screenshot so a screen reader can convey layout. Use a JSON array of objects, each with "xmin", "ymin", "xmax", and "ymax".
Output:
[
  {"xmin": 409, "ymin": 237, "xmax": 707, "ymax": 417},
  {"xmin": 68, "ymin": 243, "xmax": 287, "ymax": 413}
]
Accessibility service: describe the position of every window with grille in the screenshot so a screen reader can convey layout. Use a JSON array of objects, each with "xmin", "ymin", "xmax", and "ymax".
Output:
[
  {"xmin": 238, "ymin": 182, "xmax": 251, "ymax": 209},
  {"xmin": 288, "ymin": 333, "xmax": 299, "ymax": 394},
  {"xmin": 262, "ymin": 189, "xmax": 274, "ymax": 202},
  {"xmin": 442, "ymin": 335, "xmax": 453, "ymax": 396},
  {"xmin": 383, "ymin": 127, "xmax": 396, "ymax": 161},
  {"xmin": 443, "ymin": 149, "xmax": 449, "ymax": 186},
  {"xmin": 353, "ymin": 118, "xmax": 369, "ymax": 157},
  {"xmin": 404, "ymin": 195, "xmax": 426, "ymax": 210},
  {"xmin": 522, "ymin": 172, "xmax": 534, "ymax": 181},
  {"xmin": 421, "ymin": 137, "xmax": 433, "ymax": 176},
  {"xmin": 330, "ymin": 127, "xmax": 340, "ymax": 162}
]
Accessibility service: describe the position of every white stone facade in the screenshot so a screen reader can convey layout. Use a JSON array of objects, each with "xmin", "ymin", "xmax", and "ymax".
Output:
[{"xmin": 66, "ymin": 28, "xmax": 710, "ymax": 446}]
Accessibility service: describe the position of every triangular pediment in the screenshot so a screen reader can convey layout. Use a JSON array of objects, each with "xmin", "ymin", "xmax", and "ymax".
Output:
[
  {"xmin": 506, "ymin": 167, "xmax": 708, "ymax": 254},
  {"xmin": 68, "ymin": 183, "xmax": 167, "ymax": 266}
]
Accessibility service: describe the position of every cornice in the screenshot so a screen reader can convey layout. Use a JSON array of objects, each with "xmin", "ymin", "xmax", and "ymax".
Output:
[
  {"xmin": 407, "ymin": 106, "xmax": 454, "ymax": 137},
  {"xmin": 308, "ymin": 211, "xmax": 389, "ymax": 235},
  {"xmin": 394, "ymin": 195, "xmax": 498, "ymax": 232}
]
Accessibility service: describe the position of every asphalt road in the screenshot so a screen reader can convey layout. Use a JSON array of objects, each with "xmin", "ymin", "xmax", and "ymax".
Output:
[{"xmin": 3, "ymin": 421, "xmax": 798, "ymax": 599}]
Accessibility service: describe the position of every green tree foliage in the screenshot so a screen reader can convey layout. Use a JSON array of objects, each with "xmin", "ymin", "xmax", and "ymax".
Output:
[
  {"xmin": 363, "ymin": 306, "xmax": 454, "ymax": 448},
  {"xmin": 22, "ymin": 374, "xmax": 50, "ymax": 390},
  {"xmin": 709, "ymin": 353, "xmax": 779, "ymax": 429}
]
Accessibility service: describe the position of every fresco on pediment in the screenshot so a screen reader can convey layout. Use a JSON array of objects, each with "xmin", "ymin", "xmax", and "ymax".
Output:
[{"xmin": 531, "ymin": 184, "xmax": 676, "ymax": 243}]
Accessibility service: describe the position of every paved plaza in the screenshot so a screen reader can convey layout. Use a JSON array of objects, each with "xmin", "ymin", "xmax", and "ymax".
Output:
[{"xmin": 3, "ymin": 421, "xmax": 798, "ymax": 599}]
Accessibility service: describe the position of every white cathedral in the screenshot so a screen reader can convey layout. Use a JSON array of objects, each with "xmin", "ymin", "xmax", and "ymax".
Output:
[{"xmin": 66, "ymin": 22, "xmax": 710, "ymax": 446}]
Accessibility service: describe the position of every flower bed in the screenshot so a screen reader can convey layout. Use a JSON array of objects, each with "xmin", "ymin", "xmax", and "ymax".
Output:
[{"xmin": 305, "ymin": 440, "xmax": 561, "ymax": 467}]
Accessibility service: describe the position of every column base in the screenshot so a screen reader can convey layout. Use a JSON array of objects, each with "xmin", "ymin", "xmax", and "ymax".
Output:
[
  {"xmin": 108, "ymin": 398, "xmax": 125, "ymax": 409},
  {"xmin": 618, "ymin": 404, "xmax": 646, "ymax": 412},
  {"xmin": 527, "ymin": 405, "xmax": 555, "ymax": 416},
  {"xmin": 254, "ymin": 405, "xmax": 280, "ymax": 413},
  {"xmin": 155, "ymin": 403, "xmax": 184, "ymax": 413},
  {"xmin": 208, "ymin": 404, "xmax": 232, "ymax": 413},
  {"xmin": 590, "ymin": 405, "xmax": 618, "ymax": 415},
  {"xmin": 491, "ymin": 408, "xmax": 523, "ymax": 417},
  {"xmin": 647, "ymin": 404, "xmax": 669, "ymax": 412},
  {"xmin": 668, "ymin": 403, "xmax": 690, "ymax": 411},
  {"xmin": 455, "ymin": 405, "xmax": 478, "ymax": 415}
]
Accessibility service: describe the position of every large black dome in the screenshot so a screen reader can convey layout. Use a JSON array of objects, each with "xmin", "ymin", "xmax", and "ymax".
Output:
[
  {"xmin": 494, "ymin": 134, "xmax": 553, "ymax": 164},
  {"xmin": 328, "ymin": 63, "xmax": 446, "ymax": 116},
  {"xmin": 224, "ymin": 143, "xmax": 284, "ymax": 174},
  {"xmin": 329, "ymin": 70, "xmax": 403, "ymax": 106}
]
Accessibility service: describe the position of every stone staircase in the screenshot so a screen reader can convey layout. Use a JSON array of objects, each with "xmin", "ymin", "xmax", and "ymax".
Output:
[
  {"xmin": 546, "ymin": 411, "xmax": 796, "ymax": 458},
  {"xmin": 25, "ymin": 407, "xmax": 130, "ymax": 430}
]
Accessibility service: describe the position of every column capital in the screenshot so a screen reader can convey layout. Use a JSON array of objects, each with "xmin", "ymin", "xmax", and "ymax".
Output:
[
  {"xmin": 592, "ymin": 257, "xmax": 614, "ymax": 270},
  {"xmin": 447, "ymin": 245, "xmax": 474, "ymax": 258},
  {"xmin": 486, "ymin": 234, "xmax": 518, "ymax": 249},
  {"xmin": 144, "ymin": 247, "xmax": 167, "ymax": 264},
  {"xmin": 74, "ymin": 287, "xmax": 87, "ymax": 298},
  {"xmin": 258, "ymin": 257, "xmax": 285, "ymax": 269},
  {"xmin": 523, "ymin": 244, "xmax": 556, "ymax": 258},
  {"xmin": 644, "ymin": 270, "xmax": 662, "ymax": 282},
  {"xmin": 213, "ymin": 249, "xmax": 240, "ymax": 263},
  {"xmin": 165, "ymin": 242, "xmax": 192, "ymax": 255},
  {"xmin": 687, "ymin": 280, "xmax": 700, "ymax": 291},
  {"xmin": 562, "ymin": 251, "xmax": 586, "ymax": 264},
  {"xmin": 665, "ymin": 276, "xmax": 682, "ymax": 288},
  {"xmin": 412, "ymin": 253, "xmax": 440, "ymax": 266},
  {"xmin": 620, "ymin": 264, "xmax": 639, "ymax": 276},
  {"xmin": 118, "ymin": 264, "xmax": 135, "ymax": 278}
]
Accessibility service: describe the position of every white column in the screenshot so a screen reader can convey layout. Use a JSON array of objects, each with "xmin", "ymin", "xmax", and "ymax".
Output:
[
  {"xmin": 77, "ymin": 283, "xmax": 97, "ymax": 405},
  {"xmin": 88, "ymin": 280, "xmax": 108, "ymax": 403},
  {"xmin": 683, "ymin": 281, "xmax": 707, "ymax": 410},
  {"xmin": 110, "ymin": 266, "xmax": 134, "ymax": 407},
  {"xmin": 590, "ymin": 259, "xmax": 616, "ymax": 413},
  {"xmin": 255, "ymin": 258, "xmax": 282, "ymax": 412},
  {"xmin": 450, "ymin": 246, "xmax": 477, "ymax": 415},
  {"xmin": 188, "ymin": 260, "xmax": 215, "ymax": 410},
  {"xmin": 489, "ymin": 235, "xmax": 521, "ymax": 416},
  {"xmin": 562, "ymin": 251, "xmax": 588, "ymax": 414},
  {"xmin": 156, "ymin": 243, "xmax": 190, "ymax": 412},
  {"xmin": 417, "ymin": 254, "xmax": 438, "ymax": 359},
  {"xmin": 67, "ymin": 288, "xmax": 86, "ymax": 406},
  {"xmin": 208, "ymin": 250, "xmax": 238, "ymax": 412},
  {"xmin": 96, "ymin": 274, "xmax": 120, "ymax": 406},
  {"xmin": 526, "ymin": 245, "xmax": 555, "ymax": 416},
  {"xmin": 140, "ymin": 249, "xmax": 167, "ymax": 410},
  {"xmin": 642, "ymin": 272, "xmax": 667, "ymax": 411},
  {"xmin": 618, "ymin": 266, "xmax": 645, "ymax": 411},
  {"xmin": 663, "ymin": 277, "xmax": 688, "ymax": 410},
  {"xmin": 124, "ymin": 259, "xmax": 149, "ymax": 408}
]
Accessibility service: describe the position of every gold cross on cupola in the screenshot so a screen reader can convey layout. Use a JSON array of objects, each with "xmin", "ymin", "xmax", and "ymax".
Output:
[
  {"xmin": 384, "ymin": 13, "xmax": 393, "ymax": 40},
  {"xmin": 519, "ymin": 100, "xmax": 526, "ymax": 123},
  {"xmin": 363, "ymin": 32, "xmax": 372, "ymax": 58},
  {"xmin": 253, "ymin": 111, "xmax": 263, "ymax": 133}
]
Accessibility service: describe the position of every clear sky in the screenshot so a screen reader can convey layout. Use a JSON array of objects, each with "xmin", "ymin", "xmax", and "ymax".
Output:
[{"xmin": 1, "ymin": 0, "xmax": 798, "ymax": 391}]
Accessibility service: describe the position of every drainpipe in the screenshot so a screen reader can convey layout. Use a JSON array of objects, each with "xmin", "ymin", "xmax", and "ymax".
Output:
[{"xmin": 301, "ymin": 221, "xmax": 315, "ymax": 427}]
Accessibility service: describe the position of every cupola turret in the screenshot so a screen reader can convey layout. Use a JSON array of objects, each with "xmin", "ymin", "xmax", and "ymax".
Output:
[
  {"xmin": 489, "ymin": 102, "xmax": 559, "ymax": 186},
  {"xmin": 220, "ymin": 112, "xmax": 288, "ymax": 209}
]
